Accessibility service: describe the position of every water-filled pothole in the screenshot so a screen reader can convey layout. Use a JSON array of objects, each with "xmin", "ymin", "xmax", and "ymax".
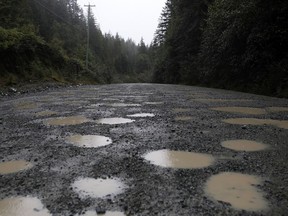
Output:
[
  {"xmin": 66, "ymin": 135, "xmax": 112, "ymax": 148},
  {"xmin": 96, "ymin": 118, "xmax": 135, "ymax": 125},
  {"xmin": 192, "ymin": 99, "xmax": 253, "ymax": 102},
  {"xmin": 80, "ymin": 210, "xmax": 125, "ymax": 216},
  {"xmin": 223, "ymin": 118, "xmax": 288, "ymax": 129},
  {"xmin": 144, "ymin": 102, "xmax": 163, "ymax": 105},
  {"xmin": 45, "ymin": 116, "xmax": 91, "ymax": 126},
  {"xmin": 204, "ymin": 172, "xmax": 268, "ymax": 211},
  {"xmin": 108, "ymin": 103, "xmax": 141, "ymax": 107},
  {"xmin": 35, "ymin": 111, "xmax": 58, "ymax": 117},
  {"xmin": 0, "ymin": 196, "xmax": 51, "ymax": 216},
  {"xmin": 221, "ymin": 140, "xmax": 269, "ymax": 152},
  {"xmin": 144, "ymin": 150, "xmax": 215, "ymax": 169},
  {"xmin": 72, "ymin": 177, "xmax": 126, "ymax": 199},
  {"xmin": 0, "ymin": 160, "xmax": 33, "ymax": 175},
  {"xmin": 127, "ymin": 113, "xmax": 155, "ymax": 117},
  {"xmin": 267, "ymin": 107, "xmax": 288, "ymax": 113},
  {"xmin": 175, "ymin": 116, "xmax": 193, "ymax": 121},
  {"xmin": 211, "ymin": 107, "xmax": 266, "ymax": 115},
  {"xmin": 16, "ymin": 102, "xmax": 38, "ymax": 110}
]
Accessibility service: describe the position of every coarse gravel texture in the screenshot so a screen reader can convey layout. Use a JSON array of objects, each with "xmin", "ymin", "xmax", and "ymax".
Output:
[{"xmin": 0, "ymin": 83, "xmax": 288, "ymax": 216}]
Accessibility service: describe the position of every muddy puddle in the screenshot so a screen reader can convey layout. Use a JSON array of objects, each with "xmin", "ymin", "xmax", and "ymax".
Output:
[
  {"xmin": 211, "ymin": 107, "xmax": 266, "ymax": 115},
  {"xmin": 0, "ymin": 160, "xmax": 33, "ymax": 175},
  {"xmin": 144, "ymin": 150, "xmax": 215, "ymax": 169},
  {"xmin": 66, "ymin": 135, "xmax": 112, "ymax": 148},
  {"xmin": 80, "ymin": 211, "xmax": 125, "ymax": 216},
  {"xmin": 45, "ymin": 116, "xmax": 91, "ymax": 126},
  {"xmin": 143, "ymin": 102, "xmax": 163, "ymax": 105},
  {"xmin": 72, "ymin": 177, "xmax": 126, "ymax": 199},
  {"xmin": 175, "ymin": 116, "xmax": 193, "ymax": 121},
  {"xmin": 221, "ymin": 140, "xmax": 269, "ymax": 152},
  {"xmin": 0, "ymin": 196, "xmax": 50, "ymax": 216},
  {"xmin": 108, "ymin": 103, "xmax": 141, "ymax": 107},
  {"xmin": 204, "ymin": 172, "xmax": 268, "ymax": 211},
  {"xmin": 173, "ymin": 108, "xmax": 190, "ymax": 113},
  {"xmin": 15, "ymin": 102, "xmax": 38, "ymax": 110},
  {"xmin": 192, "ymin": 99, "xmax": 253, "ymax": 102},
  {"xmin": 96, "ymin": 118, "xmax": 135, "ymax": 125},
  {"xmin": 267, "ymin": 107, "xmax": 288, "ymax": 113},
  {"xmin": 223, "ymin": 118, "xmax": 288, "ymax": 129},
  {"xmin": 35, "ymin": 111, "xmax": 58, "ymax": 117},
  {"xmin": 127, "ymin": 113, "xmax": 155, "ymax": 117}
]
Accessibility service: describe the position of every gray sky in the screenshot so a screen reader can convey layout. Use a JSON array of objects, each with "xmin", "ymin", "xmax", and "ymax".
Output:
[{"xmin": 77, "ymin": 0, "xmax": 166, "ymax": 44}]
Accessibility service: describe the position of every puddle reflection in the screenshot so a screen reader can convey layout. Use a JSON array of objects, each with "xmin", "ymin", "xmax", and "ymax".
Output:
[
  {"xmin": 96, "ymin": 118, "xmax": 135, "ymax": 125},
  {"xmin": 66, "ymin": 135, "xmax": 112, "ymax": 148},
  {"xmin": 0, "ymin": 196, "xmax": 51, "ymax": 216},
  {"xmin": 144, "ymin": 150, "xmax": 215, "ymax": 169},
  {"xmin": 221, "ymin": 140, "xmax": 269, "ymax": 152},
  {"xmin": 72, "ymin": 177, "xmax": 126, "ymax": 199},
  {"xmin": 127, "ymin": 113, "xmax": 155, "ymax": 117},
  {"xmin": 0, "ymin": 160, "xmax": 33, "ymax": 175},
  {"xmin": 204, "ymin": 172, "xmax": 268, "ymax": 211}
]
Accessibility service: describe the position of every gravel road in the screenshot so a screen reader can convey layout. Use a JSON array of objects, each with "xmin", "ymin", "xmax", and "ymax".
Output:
[{"xmin": 0, "ymin": 84, "xmax": 288, "ymax": 216}]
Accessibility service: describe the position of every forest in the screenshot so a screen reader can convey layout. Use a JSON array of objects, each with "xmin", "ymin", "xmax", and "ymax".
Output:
[
  {"xmin": 152, "ymin": 0, "xmax": 288, "ymax": 97},
  {"xmin": 1, "ymin": 0, "xmax": 287, "ymax": 97},
  {"xmin": 0, "ymin": 0, "xmax": 152, "ymax": 85}
]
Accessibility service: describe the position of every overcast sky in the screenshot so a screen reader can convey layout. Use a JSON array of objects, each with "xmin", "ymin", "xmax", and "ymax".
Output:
[{"xmin": 77, "ymin": 0, "xmax": 166, "ymax": 45}]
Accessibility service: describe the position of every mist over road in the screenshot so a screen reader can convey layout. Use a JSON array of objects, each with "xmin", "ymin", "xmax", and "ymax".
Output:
[{"xmin": 0, "ymin": 84, "xmax": 288, "ymax": 215}]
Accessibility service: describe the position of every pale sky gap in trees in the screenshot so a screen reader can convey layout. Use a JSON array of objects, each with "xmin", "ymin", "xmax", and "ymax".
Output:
[{"xmin": 77, "ymin": 0, "xmax": 166, "ymax": 45}]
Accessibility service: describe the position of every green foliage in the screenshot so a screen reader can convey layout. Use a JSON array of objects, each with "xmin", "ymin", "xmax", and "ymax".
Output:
[
  {"xmin": 152, "ymin": 0, "xmax": 288, "ymax": 97},
  {"xmin": 0, "ymin": 0, "xmax": 154, "ymax": 86}
]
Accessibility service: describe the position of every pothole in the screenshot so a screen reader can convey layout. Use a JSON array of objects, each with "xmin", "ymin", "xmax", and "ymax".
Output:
[
  {"xmin": 223, "ymin": 118, "xmax": 288, "ymax": 129},
  {"xmin": 96, "ymin": 118, "xmax": 135, "ymax": 125},
  {"xmin": 0, "ymin": 160, "xmax": 33, "ymax": 175},
  {"xmin": 80, "ymin": 210, "xmax": 125, "ymax": 216},
  {"xmin": 221, "ymin": 140, "xmax": 269, "ymax": 152},
  {"xmin": 66, "ymin": 135, "xmax": 112, "ymax": 148},
  {"xmin": 192, "ymin": 99, "xmax": 253, "ymax": 102},
  {"xmin": 211, "ymin": 107, "xmax": 266, "ymax": 115},
  {"xmin": 45, "ymin": 116, "xmax": 91, "ymax": 126},
  {"xmin": 175, "ymin": 116, "xmax": 193, "ymax": 121},
  {"xmin": 72, "ymin": 177, "xmax": 126, "ymax": 199},
  {"xmin": 35, "ymin": 111, "xmax": 58, "ymax": 117},
  {"xmin": 204, "ymin": 172, "xmax": 269, "ymax": 211},
  {"xmin": 15, "ymin": 102, "xmax": 38, "ymax": 110},
  {"xmin": 267, "ymin": 107, "xmax": 288, "ymax": 113},
  {"xmin": 108, "ymin": 103, "xmax": 141, "ymax": 107},
  {"xmin": 0, "ymin": 196, "xmax": 51, "ymax": 216},
  {"xmin": 144, "ymin": 150, "xmax": 215, "ymax": 169},
  {"xmin": 127, "ymin": 113, "xmax": 155, "ymax": 117},
  {"xmin": 143, "ymin": 102, "xmax": 163, "ymax": 105}
]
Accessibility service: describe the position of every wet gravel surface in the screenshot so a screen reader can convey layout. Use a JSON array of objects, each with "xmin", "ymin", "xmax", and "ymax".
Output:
[{"xmin": 0, "ymin": 84, "xmax": 288, "ymax": 215}]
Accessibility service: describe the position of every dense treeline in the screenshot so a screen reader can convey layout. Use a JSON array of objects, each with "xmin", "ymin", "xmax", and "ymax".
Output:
[
  {"xmin": 0, "ymin": 0, "xmax": 152, "ymax": 85},
  {"xmin": 152, "ymin": 0, "xmax": 288, "ymax": 97}
]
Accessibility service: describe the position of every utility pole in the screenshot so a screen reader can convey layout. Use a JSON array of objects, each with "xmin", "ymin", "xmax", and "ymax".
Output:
[{"xmin": 84, "ymin": 3, "xmax": 95, "ymax": 70}]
